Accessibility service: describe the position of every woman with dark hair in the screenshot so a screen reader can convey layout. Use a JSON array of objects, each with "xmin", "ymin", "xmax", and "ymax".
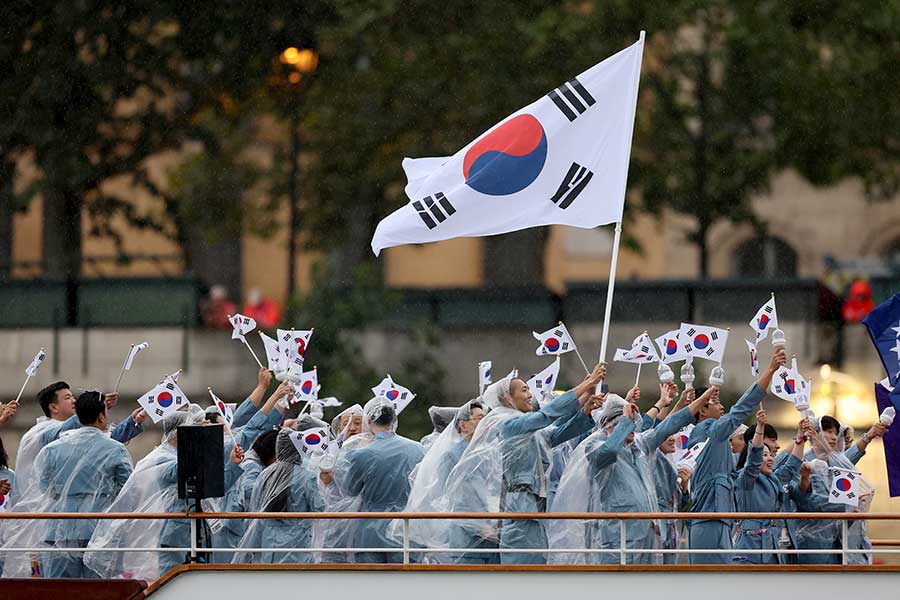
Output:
[{"xmin": 732, "ymin": 409, "xmax": 806, "ymax": 564}]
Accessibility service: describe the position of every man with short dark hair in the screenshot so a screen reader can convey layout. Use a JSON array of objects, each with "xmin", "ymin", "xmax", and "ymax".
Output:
[
  {"xmin": 14, "ymin": 382, "xmax": 145, "ymax": 494},
  {"xmin": 4, "ymin": 391, "xmax": 134, "ymax": 578}
]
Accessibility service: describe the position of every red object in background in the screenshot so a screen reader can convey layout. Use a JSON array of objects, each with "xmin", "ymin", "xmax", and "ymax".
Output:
[
  {"xmin": 244, "ymin": 298, "xmax": 282, "ymax": 329},
  {"xmin": 842, "ymin": 279, "xmax": 875, "ymax": 323},
  {"xmin": 202, "ymin": 298, "xmax": 237, "ymax": 329}
]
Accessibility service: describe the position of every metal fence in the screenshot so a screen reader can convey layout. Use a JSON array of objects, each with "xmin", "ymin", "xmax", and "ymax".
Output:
[{"xmin": 1, "ymin": 511, "xmax": 898, "ymax": 569}]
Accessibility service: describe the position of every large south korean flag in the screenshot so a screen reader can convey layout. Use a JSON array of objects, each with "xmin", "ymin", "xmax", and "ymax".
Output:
[{"xmin": 371, "ymin": 33, "xmax": 645, "ymax": 255}]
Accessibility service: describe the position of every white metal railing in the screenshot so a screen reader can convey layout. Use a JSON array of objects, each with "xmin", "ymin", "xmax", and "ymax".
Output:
[{"xmin": 0, "ymin": 511, "xmax": 894, "ymax": 568}]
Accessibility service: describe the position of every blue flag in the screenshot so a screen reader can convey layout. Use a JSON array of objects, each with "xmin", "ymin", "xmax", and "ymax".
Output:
[
  {"xmin": 874, "ymin": 382, "xmax": 900, "ymax": 497},
  {"xmin": 862, "ymin": 292, "xmax": 900, "ymax": 394}
]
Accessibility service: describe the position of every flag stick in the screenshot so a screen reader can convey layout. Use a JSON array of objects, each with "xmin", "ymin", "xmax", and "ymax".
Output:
[
  {"xmin": 113, "ymin": 344, "xmax": 133, "ymax": 394},
  {"xmin": 243, "ymin": 339, "xmax": 265, "ymax": 369},
  {"xmin": 13, "ymin": 375, "xmax": 31, "ymax": 404},
  {"xmin": 635, "ymin": 362, "xmax": 642, "ymax": 386},
  {"xmin": 209, "ymin": 388, "xmax": 238, "ymax": 447},
  {"xmin": 598, "ymin": 32, "xmax": 644, "ymax": 392},
  {"xmin": 573, "ymin": 347, "xmax": 591, "ymax": 375}
]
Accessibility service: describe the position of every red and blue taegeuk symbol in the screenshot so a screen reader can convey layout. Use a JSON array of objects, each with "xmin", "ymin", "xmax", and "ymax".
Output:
[
  {"xmin": 463, "ymin": 114, "xmax": 548, "ymax": 196},
  {"xmin": 665, "ymin": 339, "xmax": 678, "ymax": 355},
  {"xmin": 304, "ymin": 433, "xmax": 322, "ymax": 446},
  {"xmin": 386, "ymin": 389, "xmax": 400, "ymax": 401},
  {"xmin": 301, "ymin": 380, "xmax": 314, "ymax": 395},
  {"xmin": 543, "ymin": 337, "xmax": 560, "ymax": 352},
  {"xmin": 836, "ymin": 478, "xmax": 852, "ymax": 492},
  {"xmin": 693, "ymin": 334, "xmax": 710, "ymax": 350},
  {"xmin": 757, "ymin": 314, "xmax": 771, "ymax": 330},
  {"xmin": 545, "ymin": 373, "xmax": 554, "ymax": 385},
  {"xmin": 157, "ymin": 391, "xmax": 174, "ymax": 408},
  {"xmin": 784, "ymin": 379, "xmax": 796, "ymax": 394},
  {"xmin": 295, "ymin": 337, "xmax": 307, "ymax": 357}
]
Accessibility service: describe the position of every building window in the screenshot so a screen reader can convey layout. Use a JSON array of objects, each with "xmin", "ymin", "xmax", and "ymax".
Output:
[{"xmin": 732, "ymin": 235, "xmax": 798, "ymax": 279}]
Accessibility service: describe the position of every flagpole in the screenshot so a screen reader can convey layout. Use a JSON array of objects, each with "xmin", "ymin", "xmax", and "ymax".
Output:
[
  {"xmin": 573, "ymin": 348, "xmax": 591, "ymax": 375},
  {"xmin": 243, "ymin": 339, "xmax": 265, "ymax": 369},
  {"xmin": 598, "ymin": 31, "xmax": 645, "ymax": 392},
  {"xmin": 114, "ymin": 345, "xmax": 133, "ymax": 394},
  {"xmin": 209, "ymin": 388, "xmax": 238, "ymax": 448},
  {"xmin": 13, "ymin": 375, "xmax": 31, "ymax": 404},
  {"xmin": 635, "ymin": 362, "xmax": 642, "ymax": 386}
]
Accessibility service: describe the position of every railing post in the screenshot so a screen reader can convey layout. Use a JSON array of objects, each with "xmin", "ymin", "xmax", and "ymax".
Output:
[
  {"xmin": 402, "ymin": 518, "xmax": 410, "ymax": 565},
  {"xmin": 190, "ymin": 515, "xmax": 198, "ymax": 562},
  {"xmin": 841, "ymin": 519, "xmax": 848, "ymax": 566},
  {"xmin": 619, "ymin": 519, "xmax": 627, "ymax": 565}
]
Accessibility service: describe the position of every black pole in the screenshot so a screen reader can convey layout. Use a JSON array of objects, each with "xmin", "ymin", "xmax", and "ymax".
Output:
[{"xmin": 287, "ymin": 110, "xmax": 300, "ymax": 297}]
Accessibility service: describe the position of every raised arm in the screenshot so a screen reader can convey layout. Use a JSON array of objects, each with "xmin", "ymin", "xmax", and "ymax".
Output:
[
  {"xmin": 587, "ymin": 411, "xmax": 637, "ymax": 471},
  {"xmin": 736, "ymin": 409, "xmax": 768, "ymax": 489}
]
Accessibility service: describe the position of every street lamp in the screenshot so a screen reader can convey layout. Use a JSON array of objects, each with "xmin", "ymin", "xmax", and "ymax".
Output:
[{"xmin": 274, "ymin": 46, "xmax": 318, "ymax": 297}]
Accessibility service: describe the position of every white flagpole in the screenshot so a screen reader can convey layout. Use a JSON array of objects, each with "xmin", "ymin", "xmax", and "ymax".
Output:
[
  {"xmin": 598, "ymin": 30, "xmax": 645, "ymax": 392},
  {"xmin": 13, "ymin": 375, "xmax": 31, "ymax": 404},
  {"xmin": 635, "ymin": 362, "xmax": 642, "ymax": 386},
  {"xmin": 243, "ymin": 339, "xmax": 265, "ymax": 370},
  {"xmin": 114, "ymin": 344, "xmax": 133, "ymax": 394}
]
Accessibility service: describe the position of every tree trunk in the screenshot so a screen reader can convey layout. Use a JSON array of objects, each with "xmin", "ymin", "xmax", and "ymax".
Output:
[
  {"xmin": 42, "ymin": 188, "xmax": 82, "ymax": 279},
  {"xmin": 0, "ymin": 160, "xmax": 13, "ymax": 282},
  {"xmin": 697, "ymin": 222, "xmax": 709, "ymax": 280},
  {"xmin": 328, "ymin": 191, "xmax": 380, "ymax": 288},
  {"xmin": 483, "ymin": 228, "xmax": 548, "ymax": 287}
]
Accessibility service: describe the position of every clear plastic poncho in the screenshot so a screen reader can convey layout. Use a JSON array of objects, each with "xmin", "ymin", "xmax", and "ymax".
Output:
[
  {"xmin": 84, "ymin": 406, "xmax": 211, "ymax": 580},
  {"xmin": 391, "ymin": 401, "xmax": 478, "ymax": 562},
  {"xmin": 232, "ymin": 428, "xmax": 323, "ymax": 564},
  {"xmin": 313, "ymin": 405, "xmax": 370, "ymax": 563},
  {"xmin": 12, "ymin": 417, "xmax": 65, "ymax": 500},
  {"xmin": 420, "ymin": 406, "xmax": 460, "ymax": 450},
  {"xmin": 1, "ymin": 425, "xmax": 133, "ymax": 578},
  {"xmin": 437, "ymin": 374, "xmax": 555, "ymax": 560},
  {"xmin": 794, "ymin": 420, "xmax": 874, "ymax": 565},
  {"xmin": 548, "ymin": 396, "xmax": 661, "ymax": 565}
]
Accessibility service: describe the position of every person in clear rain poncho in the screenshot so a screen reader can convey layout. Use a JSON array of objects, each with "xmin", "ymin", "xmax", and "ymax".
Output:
[
  {"xmin": 313, "ymin": 404, "xmax": 375, "ymax": 563},
  {"xmin": 784, "ymin": 413, "xmax": 887, "ymax": 564},
  {"xmin": 442, "ymin": 364, "xmax": 605, "ymax": 565},
  {"xmin": 14, "ymin": 383, "xmax": 143, "ymax": 500},
  {"xmin": 84, "ymin": 405, "xmax": 244, "ymax": 580},
  {"xmin": 333, "ymin": 398, "xmax": 425, "ymax": 563},
  {"xmin": 232, "ymin": 427, "xmax": 324, "ymax": 564},
  {"xmin": 2, "ymin": 391, "xmax": 134, "ymax": 579},
  {"xmin": 419, "ymin": 406, "xmax": 460, "ymax": 450},
  {"xmin": 395, "ymin": 400, "xmax": 485, "ymax": 563},
  {"xmin": 686, "ymin": 347, "xmax": 786, "ymax": 564},
  {"xmin": 549, "ymin": 385, "xmax": 714, "ymax": 564}
]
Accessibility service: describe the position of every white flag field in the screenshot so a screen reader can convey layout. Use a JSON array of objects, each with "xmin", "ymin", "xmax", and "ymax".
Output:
[{"xmin": 371, "ymin": 34, "xmax": 644, "ymax": 255}]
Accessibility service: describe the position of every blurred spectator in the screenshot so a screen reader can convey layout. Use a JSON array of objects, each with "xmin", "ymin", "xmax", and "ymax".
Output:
[
  {"xmin": 201, "ymin": 285, "xmax": 237, "ymax": 329},
  {"xmin": 842, "ymin": 279, "xmax": 875, "ymax": 323},
  {"xmin": 243, "ymin": 287, "xmax": 282, "ymax": 329}
]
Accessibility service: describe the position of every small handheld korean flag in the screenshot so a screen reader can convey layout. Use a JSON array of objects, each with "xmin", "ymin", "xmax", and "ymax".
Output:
[
  {"xmin": 526, "ymin": 357, "xmax": 561, "ymax": 402},
  {"xmin": 293, "ymin": 368, "xmax": 319, "ymax": 403},
  {"xmin": 277, "ymin": 328, "xmax": 313, "ymax": 367},
  {"xmin": 679, "ymin": 323, "xmax": 729, "ymax": 364},
  {"xmin": 208, "ymin": 389, "xmax": 234, "ymax": 429},
  {"xmin": 770, "ymin": 364, "xmax": 809, "ymax": 404},
  {"xmin": 290, "ymin": 427, "xmax": 330, "ymax": 456},
  {"xmin": 138, "ymin": 378, "xmax": 188, "ymax": 424},
  {"xmin": 745, "ymin": 339, "xmax": 760, "ymax": 378},
  {"xmin": 371, "ymin": 34, "xmax": 644, "ymax": 256},
  {"xmin": 124, "ymin": 342, "xmax": 149, "ymax": 371},
  {"xmin": 614, "ymin": 332, "xmax": 660, "ymax": 364},
  {"xmin": 260, "ymin": 332, "xmax": 283, "ymax": 372},
  {"xmin": 25, "ymin": 349, "xmax": 46, "ymax": 377},
  {"xmin": 674, "ymin": 425, "xmax": 695, "ymax": 453},
  {"xmin": 372, "ymin": 375, "xmax": 396, "ymax": 398},
  {"xmin": 230, "ymin": 314, "xmax": 257, "ymax": 342},
  {"xmin": 478, "ymin": 361, "xmax": 492, "ymax": 395},
  {"xmin": 750, "ymin": 296, "xmax": 779, "ymax": 342},
  {"xmin": 676, "ymin": 440, "xmax": 708, "ymax": 472},
  {"xmin": 828, "ymin": 468, "xmax": 862, "ymax": 507},
  {"xmin": 533, "ymin": 323, "xmax": 577, "ymax": 357},
  {"xmin": 655, "ymin": 330, "xmax": 688, "ymax": 365}
]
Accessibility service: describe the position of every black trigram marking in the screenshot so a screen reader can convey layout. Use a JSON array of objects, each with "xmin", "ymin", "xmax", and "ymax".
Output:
[
  {"xmin": 686, "ymin": 328, "xmax": 697, "ymax": 336},
  {"xmin": 831, "ymin": 490, "xmax": 839, "ymax": 498},
  {"xmin": 547, "ymin": 77, "xmax": 596, "ymax": 121},
  {"xmin": 413, "ymin": 192, "xmax": 456, "ymax": 229},
  {"xmin": 551, "ymin": 163, "xmax": 593, "ymax": 209},
  {"xmin": 764, "ymin": 306, "xmax": 773, "ymax": 314},
  {"xmin": 561, "ymin": 342, "xmax": 570, "ymax": 350},
  {"xmin": 154, "ymin": 408, "xmax": 164, "ymax": 417},
  {"xmin": 554, "ymin": 329, "xmax": 564, "ymax": 337},
  {"xmin": 710, "ymin": 331, "xmax": 719, "ymax": 341}
]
